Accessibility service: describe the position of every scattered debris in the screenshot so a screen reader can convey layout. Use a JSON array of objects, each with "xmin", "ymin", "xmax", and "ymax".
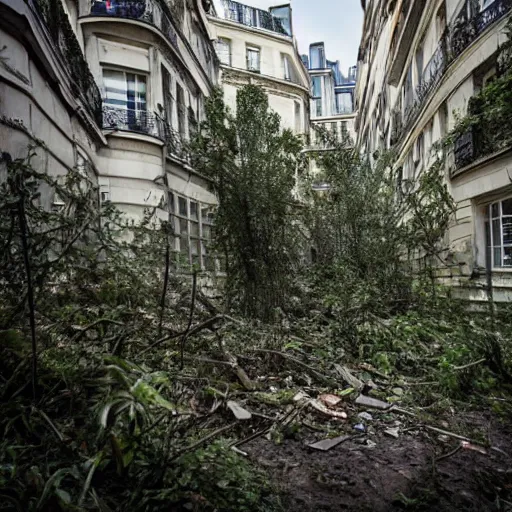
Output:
[
  {"xmin": 334, "ymin": 364, "xmax": 364, "ymax": 390},
  {"xmin": 318, "ymin": 393, "xmax": 342, "ymax": 408},
  {"xmin": 391, "ymin": 387, "xmax": 404, "ymax": 396},
  {"xmin": 384, "ymin": 427, "xmax": 400, "ymax": 439},
  {"xmin": 307, "ymin": 435, "xmax": 351, "ymax": 452},
  {"xmin": 227, "ymin": 400, "xmax": 252, "ymax": 420},
  {"xmin": 355, "ymin": 395, "xmax": 391, "ymax": 410},
  {"xmin": 354, "ymin": 423, "xmax": 366, "ymax": 432},
  {"xmin": 309, "ymin": 399, "xmax": 348, "ymax": 419},
  {"xmin": 462, "ymin": 441, "xmax": 487, "ymax": 455},
  {"xmin": 358, "ymin": 412, "xmax": 373, "ymax": 421}
]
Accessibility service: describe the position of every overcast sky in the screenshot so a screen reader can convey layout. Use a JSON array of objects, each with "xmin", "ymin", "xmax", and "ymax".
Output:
[{"xmin": 245, "ymin": 0, "xmax": 364, "ymax": 74}]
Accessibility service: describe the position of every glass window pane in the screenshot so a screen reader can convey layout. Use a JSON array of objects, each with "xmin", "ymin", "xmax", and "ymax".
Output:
[
  {"xmin": 169, "ymin": 193, "xmax": 175, "ymax": 214},
  {"xmin": 179, "ymin": 218, "xmax": 188, "ymax": 235},
  {"xmin": 190, "ymin": 201, "xmax": 198, "ymax": 220},
  {"xmin": 494, "ymin": 247, "xmax": 502, "ymax": 267},
  {"xmin": 502, "ymin": 198, "xmax": 512, "ymax": 216},
  {"xmin": 190, "ymin": 221, "xmax": 199, "ymax": 237},
  {"xmin": 492, "ymin": 219, "xmax": 501, "ymax": 246},
  {"xmin": 504, "ymin": 247, "xmax": 512, "ymax": 267},
  {"xmin": 312, "ymin": 77, "xmax": 322, "ymax": 98},
  {"xmin": 503, "ymin": 217, "xmax": 512, "ymax": 245},
  {"xmin": 179, "ymin": 197, "xmax": 187, "ymax": 216},
  {"xmin": 103, "ymin": 69, "xmax": 127, "ymax": 108},
  {"xmin": 202, "ymin": 225, "xmax": 211, "ymax": 240},
  {"xmin": 491, "ymin": 202, "xmax": 499, "ymax": 218}
]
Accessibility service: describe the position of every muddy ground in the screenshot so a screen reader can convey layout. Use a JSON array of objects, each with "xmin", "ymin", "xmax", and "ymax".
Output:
[{"xmin": 245, "ymin": 409, "xmax": 512, "ymax": 511}]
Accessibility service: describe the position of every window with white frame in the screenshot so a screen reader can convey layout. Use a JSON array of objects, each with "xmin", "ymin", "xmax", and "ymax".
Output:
[
  {"xmin": 487, "ymin": 197, "xmax": 512, "ymax": 268},
  {"xmin": 282, "ymin": 54, "xmax": 291, "ymax": 80},
  {"xmin": 246, "ymin": 46, "xmax": 260, "ymax": 72},
  {"xmin": 171, "ymin": 193, "xmax": 216, "ymax": 270},
  {"xmin": 103, "ymin": 69, "xmax": 147, "ymax": 112},
  {"xmin": 294, "ymin": 101, "xmax": 301, "ymax": 134},
  {"xmin": 216, "ymin": 38, "xmax": 231, "ymax": 65}
]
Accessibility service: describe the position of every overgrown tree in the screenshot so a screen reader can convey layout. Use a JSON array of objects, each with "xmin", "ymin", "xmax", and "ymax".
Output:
[{"xmin": 192, "ymin": 85, "xmax": 304, "ymax": 320}]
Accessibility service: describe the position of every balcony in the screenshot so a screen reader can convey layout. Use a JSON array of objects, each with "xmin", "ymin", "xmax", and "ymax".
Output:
[
  {"xmin": 102, "ymin": 107, "xmax": 191, "ymax": 161},
  {"xmin": 102, "ymin": 106, "xmax": 160, "ymax": 136},
  {"xmin": 392, "ymin": 0, "xmax": 512, "ymax": 147},
  {"xmin": 90, "ymin": 0, "xmax": 178, "ymax": 50},
  {"xmin": 32, "ymin": 0, "xmax": 102, "ymax": 125},
  {"xmin": 218, "ymin": 0, "xmax": 290, "ymax": 36}
]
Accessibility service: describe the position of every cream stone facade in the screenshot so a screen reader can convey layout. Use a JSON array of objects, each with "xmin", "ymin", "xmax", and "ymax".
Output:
[
  {"xmin": 1, "ymin": 0, "xmax": 104, "ymax": 204},
  {"xmin": 1, "ymin": 0, "xmax": 222, "ymax": 273},
  {"xmin": 207, "ymin": 0, "xmax": 310, "ymax": 135},
  {"xmin": 355, "ymin": 0, "xmax": 512, "ymax": 303},
  {"xmin": 79, "ymin": 0, "xmax": 220, "ymax": 270}
]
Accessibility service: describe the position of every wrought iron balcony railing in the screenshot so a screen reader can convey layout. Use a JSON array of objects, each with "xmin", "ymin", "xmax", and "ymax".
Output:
[
  {"xmin": 90, "ymin": 0, "xmax": 178, "ymax": 49},
  {"xmin": 102, "ymin": 108, "xmax": 191, "ymax": 161},
  {"xmin": 102, "ymin": 106, "xmax": 159, "ymax": 136},
  {"xmin": 219, "ymin": 0, "xmax": 289, "ymax": 36},
  {"xmin": 32, "ymin": 0, "xmax": 102, "ymax": 126},
  {"xmin": 392, "ymin": 0, "xmax": 512, "ymax": 146}
]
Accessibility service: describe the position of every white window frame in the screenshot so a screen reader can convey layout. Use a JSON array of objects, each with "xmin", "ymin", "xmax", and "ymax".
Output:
[
  {"xmin": 246, "ymin": 46, "xmax": 261, "ymax": 72},
  {"xmin": 171, "ymin": 193, "xmax": 216, "ymax": 271},
  {"xmin": 102, "ymin": 68, "xmax": 147, "ymax": 112},
  {"xmin": 216, "ymin": 38, "xmax": 231, "ymax": 66},
  {"xmin": 282, "ymin": 54, "xmax": 291, "ymax": 81},
  {"xmin": 488, "ymin": 197, "xmax": 512, "ymax": 268}
]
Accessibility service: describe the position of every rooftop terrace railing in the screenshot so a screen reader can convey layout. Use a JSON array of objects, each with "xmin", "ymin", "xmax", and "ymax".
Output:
[{"xmin": 219, "ymin": 0, "xmax": 289, "ymax": 36}]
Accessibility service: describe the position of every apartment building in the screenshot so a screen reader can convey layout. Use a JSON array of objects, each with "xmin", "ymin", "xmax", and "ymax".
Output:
[
  {"xmin": 356, "ymin": 0, "xmax": 512, "ymax": 303},
  {"xmin": 302, "ymin": 42, "xmax": 357, "ymax": 147},
  {"xmin": 0, "ymin": 0, "xmax": 103, "ymax": 204},
  {"xmin": 1, "ymin": 0, "xmax": 221, "ymax": 272},
  {"xmin": 207, "ymin": 0, "xmax": 310, "ymax": 135}
]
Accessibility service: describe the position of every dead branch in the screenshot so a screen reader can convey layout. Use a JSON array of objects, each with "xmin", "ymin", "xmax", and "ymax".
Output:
[
  {"xmin": 139, "ymin": 314, "xmax": 227, "ymax": 356},
  {"xmin": 169, "ymin": 422, "xmax": 237, "ymax": 461},
  {"xmin": 180, "ymin": 270, "xmax": 198, "ymax": 370},
  {"xmin": 218, "ymin": 334, "xmax": 255, "ymax": 390},
  {"xmin": 158, "ymin": 242, "xmax": 171, "ymax": 338},
  {"xmin": 452, "ymin": 358, "xmax": 486, "ymax": 371},
  {"xmin": 252, "ymin": 349, "xmax": 336, "ymax": 386},
  {"xmin": 72, "ymin": 318, "xmax": 125, "ymax": 342},
  {"xmin": 435, "ymin": 442, "xmax": 462, "ymax": 462}
]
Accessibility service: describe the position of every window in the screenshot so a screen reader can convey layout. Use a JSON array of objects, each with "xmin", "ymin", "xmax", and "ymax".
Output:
[
  {"xmin": 309, "ymin": 44, "xmax": 325, "ymax": 69},
  {"xmin": 282, "ymin": 54, "xmax": 291, "ymax": 80},
  {"xmin": 415, "ymin": 41, "xmax": 424, "ymax": 86},
  {"xmin": 216, "ymin": 38, "xmax": 231, "ymax": 65},
  {"xmin": 176, "ymin": 83, "xmax": 186, "ymax": 136},
  {"xmin": 487, "ymin": 198, "xmax": 512, "ymax": 268},
  {"xmin": 171, "ymin": 194, "xmax": 217, "ymax": 270},
  {"xmin": 314, "ymin": 98, "xmax": 322, "ymax": 117},
  {"xmin": 161, "ymin": 65, "xmax": 173, "ymax": 124},
  {"xmin": 312, "ymin": 76, "xmax": 322, "ymax": 98},
  {"xmin": 403, "ymin": 63, "xmax": 413, "ymax": 110},
  {"xmin": 246, "ymin": 46, "xmax": 260, "ymax": 72},
  {"xmin": 294, "ymin": 101, "xmax": 301, "ymax": 133},
  {"xmin": 340, "ymin": 121, "xmax": 348, "ymax": 138},
  {"xmin": 336, "ymin": 91, "xmax": 353, "ymax": 114},
  {"xmin": 103, "ymin": 69, "xmax": 146, "ymax": 112}
]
